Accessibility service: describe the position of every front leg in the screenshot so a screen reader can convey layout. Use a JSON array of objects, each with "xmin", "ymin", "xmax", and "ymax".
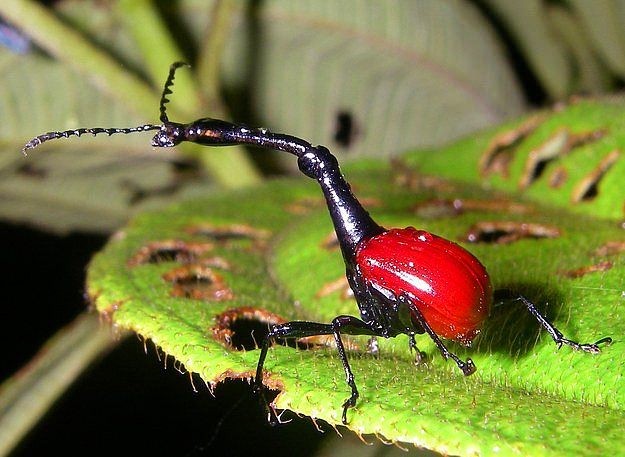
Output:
[
  {"xmin": 254, "ymin": 316, "xmax": 378, "ymax": 425},
  {"xmin": 331, "ymin": 315, "xmax": 381, "ymax": 423}
]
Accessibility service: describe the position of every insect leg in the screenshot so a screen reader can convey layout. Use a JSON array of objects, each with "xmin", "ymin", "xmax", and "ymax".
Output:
[
  {"xmin": 407, "ymin": 332, "xmax": 427, "ymax": 365},
  {"xmin": 254, "ymin": 321, "xmax": 333, "ymax": 425},
  {"xmin": 517, "ymin": 296, "xmax": 612, "ymax": 353},
  {"xmin": 398, "ymin": 295, "xmax": 476, "ymax": 375},
  {"xmin": 254, "ymin": 317, "xmax": 377, "ymax": 425}
]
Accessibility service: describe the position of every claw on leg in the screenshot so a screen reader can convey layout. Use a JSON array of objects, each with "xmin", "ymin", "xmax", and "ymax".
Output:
[{"xmin": 517, "ymin": 296, "xmax": 612, "ymax": 354}]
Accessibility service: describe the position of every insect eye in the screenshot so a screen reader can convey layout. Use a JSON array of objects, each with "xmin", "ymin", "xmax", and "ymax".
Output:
[{"xmin": 151, "ymin": 125, "xmax": 183, "ymax": 148}]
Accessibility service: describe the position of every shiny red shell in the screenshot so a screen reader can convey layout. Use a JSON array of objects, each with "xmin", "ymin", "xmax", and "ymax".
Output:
[{"xmin": 355, "ymin": 227, "xmax": 492, "ymax": 345}]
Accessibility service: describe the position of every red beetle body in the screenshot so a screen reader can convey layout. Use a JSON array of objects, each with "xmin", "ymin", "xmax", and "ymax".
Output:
[{"xmin": 356, "ymin": 227, "xmax": 492, "ymax": 345}]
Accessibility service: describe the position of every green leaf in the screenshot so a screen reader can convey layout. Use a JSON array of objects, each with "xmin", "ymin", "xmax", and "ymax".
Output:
[
  {"xmin": 87, "ymin": 99, "xmax": 624, "ymax": 455},
  {"xmin": 482, "ymin": 1, "xmax": 622, "ymax": 97},
  {"xmin": 409, "ymin": 97, "xmax": 625, "ymax": 221},
  {"xmin": 569, "ymin": 0, "xmax": 625, "ymax": 78},
  {"xmin": 220, "ymin": 0, "xmax": 525, "ymax": 158},
  {"xmin": 471, "ymin": 0, "xmax": 573, "ymax": 98}
]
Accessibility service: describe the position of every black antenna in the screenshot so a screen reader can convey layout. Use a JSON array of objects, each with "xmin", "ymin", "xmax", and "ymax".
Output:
[
  {"xmin": 20, "ymin": 63, "xmax": 193, "ymax": 156},
  {"xmin": 21, "ymin": 124, "xmax": 161, "ymax": 155},
  {"xmin": 159, "ymin": 61, "xmax": 190, "ymax": 123}
]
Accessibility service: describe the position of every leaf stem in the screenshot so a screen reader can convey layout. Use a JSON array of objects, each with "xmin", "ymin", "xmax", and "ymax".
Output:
[
  {"xmin": 197, "ymin": 0, "xmax": 238, "ymax": 106},
  {"xmin": 115, "ymin": 0, "xmax": 199, "ymax": 117}
]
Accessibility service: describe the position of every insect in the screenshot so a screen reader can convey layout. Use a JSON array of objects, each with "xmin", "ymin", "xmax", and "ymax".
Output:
[{"xmin": 24, "ymin": 62, "xmax": 612, "ymax": 425}]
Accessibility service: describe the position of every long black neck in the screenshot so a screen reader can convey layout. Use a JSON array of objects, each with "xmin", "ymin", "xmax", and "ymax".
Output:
[
  {"xmin": 308, "ymin": 146, "xmax": 385, "ymax": 262},
  {"xmin": 173, "ymin": 119, "xmax": 384, "ymax": 261}
]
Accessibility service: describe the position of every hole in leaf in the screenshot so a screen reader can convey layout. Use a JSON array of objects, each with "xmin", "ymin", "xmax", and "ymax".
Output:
[
  {"xmin": 594, "ymin": 240, "xmax": 625, "ymax": 256},
  {"xmin": 212, "ymin": 307, "xmax": 349, "ymax": 352},
  {"xmin": 227, "ymin": 318, "xmax": 272, "ymax": 351},
  {"xmin": 560, "ymin": 260, "xmax": 613, "ymax": 278},
  {"xmin": 571, "ymin": 149, "xmax": 620, "ymax": 203},
  {"xmin": 315, "ymin": 276, "xmax": 353, "ymax": 300},
  {"xmin": 391, "ymin": 159, "xmax": 454, "ymax": 192},
  {"xmin": 480, "ymin": 114, "xmax": 545, "ymax": 177},
  {"xmin": 162, "ymin": 264, "xmax": 234, "ymax": 301},
  {"xmin": 519, "ymin": 128, "xmax": 606, "ymax": 190},
  {"xmin": 519, "ymin": 129, "xmax": 569, "ymax": 189},
  {"xmin": 127, "ymin": 240, "xmax": 214, "ymax": 266},
  {"xmin": 548, "ymin": 166, "xmax": 568, "ymax": 188},
  {"xmin": 464, "ymin": 221, "xmax": 561, "ymax": 244},
  {"xmin": 213, "ymin": 307, "xmax": 287, "ymax": 351},
  {"xmin": 284, "ymin": 196, "xmax": 325, "ymax": 215},
  {"xmin": 333, "ymin": 110, "xmax": 359, "ymax": 148},
  {"xmin": 413, "ymin": 198, "xmax": 533, "ymax": 219},
  {"xmin": 186, "ymin": 223, "xmax": 269, "ymax": 247}
]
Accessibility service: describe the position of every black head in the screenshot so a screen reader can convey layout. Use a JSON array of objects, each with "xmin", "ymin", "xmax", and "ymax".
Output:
[{"xmin": 151, "ymin": 123, "xmax": 186, "ymax": 148}]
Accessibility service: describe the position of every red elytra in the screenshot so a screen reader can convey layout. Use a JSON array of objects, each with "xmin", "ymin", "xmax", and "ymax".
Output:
[{"xmin": 356, "ymin": 227, "xmax": 492, "ymax": 345}]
